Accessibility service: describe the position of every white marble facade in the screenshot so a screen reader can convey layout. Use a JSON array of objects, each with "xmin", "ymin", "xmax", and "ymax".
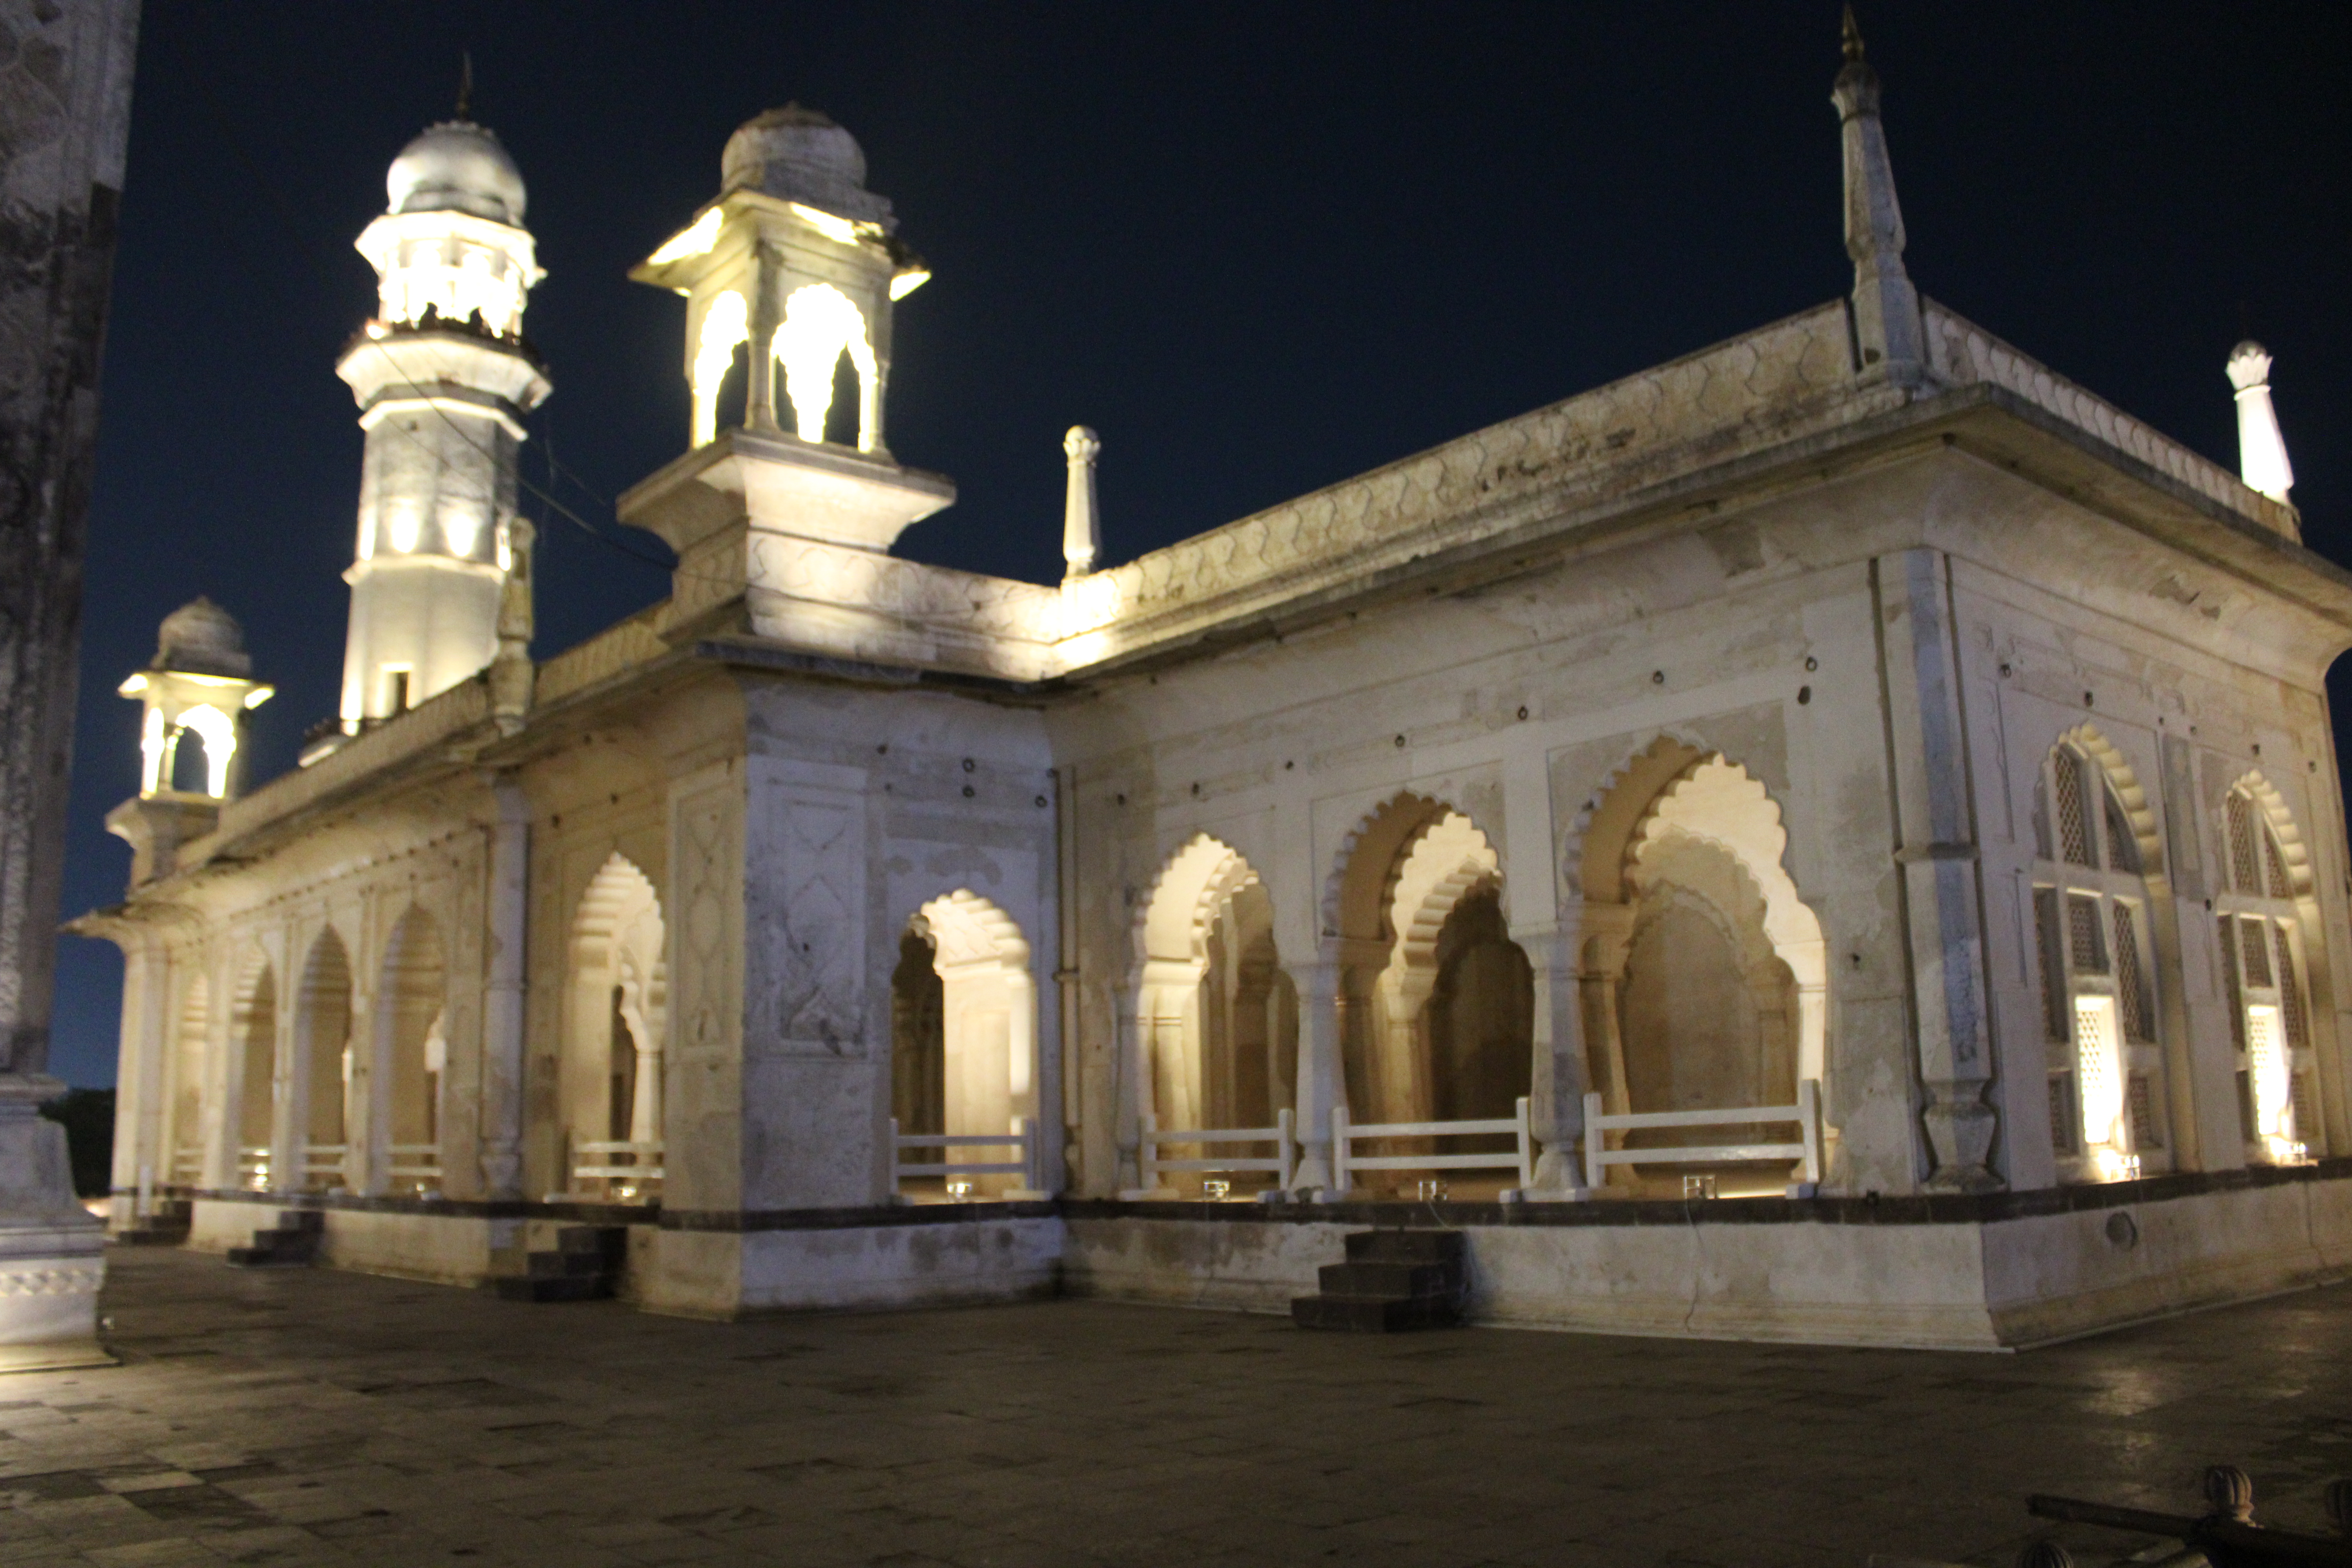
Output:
[{"xmin": 80, "ymin": 45, "xmax": 2352, "ymax": 1348}]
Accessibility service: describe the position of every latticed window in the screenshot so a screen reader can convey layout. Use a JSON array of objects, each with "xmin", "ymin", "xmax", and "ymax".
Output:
[
  {"xmin": 2225, "ymin": 791, "xmax": 2262, "ymax": 896},
  {"xmin": 2128, "ymin": 1074, "xmax": 2163, "ymax": 1151},
  {"xmin": 2067, "ymin": 896, "xmax": 2105, "ymax": 973},
  {"xmin": 2214, "ymin": 786, "xmax": 2320, "ymax": 1162},
  {"xmin": 2054, "ymin": 751, "xmax": 2093, "ymax": 867},
  {"xmin": 2104, "ymin": 795, "xmax": 2140, "ymax": 874},
  {"xmin": 2112, "ymin": 903, "xmax": 2150, "ymax": 1043},
  {"xmin": 2032, "ymin": 740, "xmax": 2170, "ymax": 1180}
]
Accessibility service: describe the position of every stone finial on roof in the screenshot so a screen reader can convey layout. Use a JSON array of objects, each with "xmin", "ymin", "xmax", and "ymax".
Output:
[
  {"xmin": 1063, "ymin": 427, "xmax": 1102, "ymax": 579},
  {"xmin": 2225, "ymin": 341, "xmax": 2294, "ymax": 503},
  {"xmin": 1831, "ymin": 8, "xmax": 1924, "ymax": 387}
]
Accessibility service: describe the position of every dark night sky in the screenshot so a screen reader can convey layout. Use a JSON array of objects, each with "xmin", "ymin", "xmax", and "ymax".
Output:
[{"xmin": 50, "ymin": 3, "xmax": 2352, "ymax": 1085}]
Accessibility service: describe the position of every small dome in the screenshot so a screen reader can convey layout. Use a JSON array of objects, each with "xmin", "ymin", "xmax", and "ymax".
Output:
[
  {"xmin": 720, "ymin": 103, "xmax": 894, "ymax": 228},
  {"xmin": 154, "ymin": 597, "xmax": 252, "ymax": 677},
  {"xmin": 387, "ymin": 120, "xmax": 527, "ymax": 225}
]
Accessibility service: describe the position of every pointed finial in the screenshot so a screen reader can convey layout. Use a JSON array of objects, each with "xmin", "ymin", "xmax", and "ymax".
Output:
[
  {"xmin": 1831, "ymin": 5, "xmax": 1921, "ymax": 386},
  {"xmin": 455, "ymin": 51, "xmax": 474, "ymax": 121}
]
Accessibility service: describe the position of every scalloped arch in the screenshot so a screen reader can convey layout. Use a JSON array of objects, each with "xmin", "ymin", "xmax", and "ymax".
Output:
[
  {"xmin": 2227, "ymin": 768, "xmax": 2316, "ymax": 900},
  {"xmin": 1321, "ymin": 789, "xmax": 1506, "ymax": 943}
]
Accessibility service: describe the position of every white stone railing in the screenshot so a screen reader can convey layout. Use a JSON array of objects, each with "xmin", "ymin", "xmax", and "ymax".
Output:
[
  {"xmin": 234, "ymin": 1145, "xmax": 270, "ymax": 1190},
  {"xmin": 1127, "ymin": 1109, "xmax": 1296, "ymax": 1197},
  {"xmin": 1581, "ymin": 1079, "xmax": 1822, "ymax": 1197},
  {"xmin": 1331, "ymin": 1097, "xmax": 1536, "ymax": 1194},
  {"xmin": 384, "ymin": 1143, "xmax": 441, "ymax": 1192},
  {"xmin": 570, "ymin": 1140, "xmax": 664, "ymax": 1201},
  {"xmin": 300, "ymin": 1144, "xmax": 347, "ymax": 1188},
  {"xmin": 1921, "ymin": 301, "xmax": 2294, "ymax": 539},
  {"xmin": 892, "ymin": 1118, "xmax": 1035, "ymax": 1195}
]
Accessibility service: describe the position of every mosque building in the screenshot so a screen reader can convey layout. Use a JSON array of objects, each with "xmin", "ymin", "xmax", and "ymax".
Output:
[{"xmin": 71, "ymin": 28, "xmax": 2352, "ymax": 1350}]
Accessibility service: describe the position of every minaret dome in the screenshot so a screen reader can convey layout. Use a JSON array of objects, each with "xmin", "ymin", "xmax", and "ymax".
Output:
[{"xmin": 387, "ymin": 120, "xmax": 527, "ymax": 225}]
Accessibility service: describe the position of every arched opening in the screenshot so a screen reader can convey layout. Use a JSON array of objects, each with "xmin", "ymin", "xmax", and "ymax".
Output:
[
  {"xmin": 891, "ymin": 927, "xmax": 946, "ymax": 1142},
  {"xmin": 689, "ymin": 288, "xmax": 750, "ymax": 447},
  {"xmin": 774, "ymin": 282, "xmax": 878, "ymax": 451},
  {"xmin": 1574, "ymin": 743, "xmax": 1828, "ymax": 1196},
  {"xmin": 1131, "ymin": 836, "xmax": 1298, "ymax": 1196},
  {"xmin": 893, "ymin": 891, "xmax": 1036, "ymax": 1199},
  {"xmin": 167, "ymin": 725, "xmax": 211, "ymax": 795},
  {"xmin": 561, "ymin": 853, "xmax": 667, "ymax": 1200},
  {"xmin": 821, "ymin": 348, "xmax": 861, "ymax": 448},
  {"xmin": 2214, "ymin": 773, "xmax": 2329, "ymax": 1162},
  {"xmin": 1328, "ymin": 797, "xmax": 1530, "ymax": 1196},
  {"xmin": 168, "ymin": 970, "xmax": 209, "ymax": 1185},
  {"xmin": 2027, "ymin": 729, "xmax": 2174, "ymax": 1180},
  {"xmin": 294, "ymin": 929, "xmax": 353, "ymax": 1190},
  {"xmin": 376, "ymin": 907, "xmax": 447, "ymax": 1194},
  {"xmin": 229, "ymin": 951, "xmax": 275, "ymax": 1189}
]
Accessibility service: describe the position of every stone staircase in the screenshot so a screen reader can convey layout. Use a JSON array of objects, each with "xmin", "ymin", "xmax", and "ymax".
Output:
[
  {"xmin": 226, "ymin": 1210, "xmax": 323, "ymax": 1268},
  {"xmin": 1291, "ymin": 1229, "xmax": 1467, "ymax": 1332},
  {"xmin": 492, "ymin": 1226, "xmax": 628, "ymax": 1303},
  {"xmin": 113, "ymin": 1198, "xmax": 192, "ymax": 1247}
]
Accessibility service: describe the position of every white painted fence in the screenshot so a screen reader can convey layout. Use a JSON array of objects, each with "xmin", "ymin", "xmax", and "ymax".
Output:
[
  {"xmin": 1135, "ymin": 1109, "xmax": 1296, "ymax": 1194},
  {"xmin": 893, "ymin": 1118, "xmax": 1035, "ymax": 1194},
  {"xmin": 1581, "ymin": 1079, "xmax": 1822, "ymax": 1194},
  {"xmin": 1331, "ymin": 1097, "xmax": 1535, "ymax": 1193},
  {"xmin": 571, "ymin": 1140, "xmax": 664, "ymax": 1200}
]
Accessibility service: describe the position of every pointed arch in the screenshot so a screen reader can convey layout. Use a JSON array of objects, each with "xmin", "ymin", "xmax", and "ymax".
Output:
[
  {"xmin": 561, "ymin": 853, "xmax": 668, "ymax": 1196},
  {"xmin": 227, "ymin": 946, "xmax": 276, "ymax": 1188},
  {"xmin": 2030, "ymin": 728, "xmax": 2179, "ymax": 1179},
  {"xmin": 893, "ymin": 890, "xmax": 1038, "ymax": 1196},
  {"xmin": 1323, "ymin": 794, "xmax": 1530, "ymax": 1172},
  {"xmin": 294, "ymin": 926, "xmax": 354, "ymax": 1183},
  {"xmin": 2214, "ymin": 768, "xmax": 2329, "ymax": 1159},
  {"xmin": 1570, "ymin": 746, "xmax": 1827, "ymax": 1193},
  {"xmin": 1130, "ymin": 836, "xmax": 1296, "ymax": 1165},
  {"xmin": 375, "ymin": 905, "xmax": 447, "ymax": 1191},
  {"xmin": 168, "ymin": 967, "xmax": 211, "ymax": 1183}
]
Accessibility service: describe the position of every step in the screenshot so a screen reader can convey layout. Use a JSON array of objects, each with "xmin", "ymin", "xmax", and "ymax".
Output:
[
  {"xmin": 1316, "ymin": 1260, "xmax": 1460, "ymax": 1300},
  {"xmin": 1343, "ymin": 1228, "xmax": 1466, "ymax": 1266},
  {"xmin": 114, "ymin": 1226, "xmax": 191, "ymax": 1247},
  {"xmin": 555, "ymin": 1226, "xmax": 628, "ymax": 1263},
  {"xmin": 225, "ymin": 1244, "xmax": 313, "ymax": 1269},
  {"xmin": 491, "ymin": 1273, "xmax": 611, "ymax": 1304},
  {"xmin": 1290, "ymin": 1292, "xmax": 1459, "ymax": 1332},
  {"xmin": 524, "ymin": 1249, "xmax": 608, "ymax": 1280}
]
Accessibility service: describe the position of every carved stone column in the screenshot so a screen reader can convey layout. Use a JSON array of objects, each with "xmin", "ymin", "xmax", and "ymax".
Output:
[
  {"xmin": 0, "ymin": 0, "xmax": 137, "ymax": 1373},
  {"xmin": 1284, "ymin": 959, "xmax": 1343, "ymax": 1191},
  {"xmin": 1512, "ymin": 918, "xmax": 1586, "ymax": 1193},
  {"xmin": 478, "ymin": 778, "xmax": 529, "ymax": 1199},
  {"xmin": 1874, "ymin": 549, "xmax": 2000, "ymax": 1191}
]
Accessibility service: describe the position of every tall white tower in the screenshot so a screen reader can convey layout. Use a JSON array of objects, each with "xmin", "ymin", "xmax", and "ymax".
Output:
[{"xmin": 327, "ymin": 117, "xmax": 550, "ymax": 745}]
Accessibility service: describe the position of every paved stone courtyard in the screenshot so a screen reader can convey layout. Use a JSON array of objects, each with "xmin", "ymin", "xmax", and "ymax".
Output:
[{"xmin": 2, "ymin": 1249, "xmax": 2348, "ymax": 1567}]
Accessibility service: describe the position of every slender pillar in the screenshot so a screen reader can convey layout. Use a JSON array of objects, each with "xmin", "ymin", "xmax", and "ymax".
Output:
[
  {"xmin": 1873, "ymin": 548, "xmax": 2000, "ymax": 1191},
  {"xmin": 1286, "ymin": 959, "xmax": 1344, "ymax": 1191},
  {"xmin": 479, "ymin": 777, "xmax": 529, "ymax": 1198}
]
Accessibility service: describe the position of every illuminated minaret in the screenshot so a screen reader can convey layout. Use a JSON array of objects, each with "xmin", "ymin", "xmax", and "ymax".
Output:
[{"xmin": 327, "ymin": 114, "xmax": 549, "ymax": 745}]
